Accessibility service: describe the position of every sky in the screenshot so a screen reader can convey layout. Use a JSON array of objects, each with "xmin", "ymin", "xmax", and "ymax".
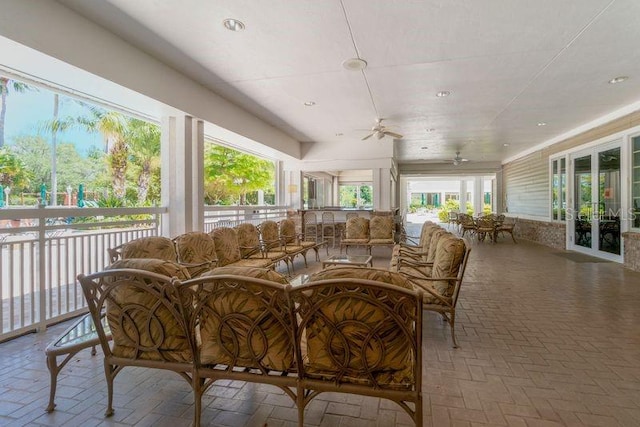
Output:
[{"xmin": 4, "ymin": 87, "xmax": 102, "ymax": 155}]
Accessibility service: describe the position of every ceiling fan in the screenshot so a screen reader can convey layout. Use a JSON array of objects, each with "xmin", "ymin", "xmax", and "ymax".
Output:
[
  {"xmin": 452, "ymin": 151, "xmax": 469, "ymax": 166},
  {"xmin": 361, "ymin": 118, "xmax": 403, "ymax": 140}
]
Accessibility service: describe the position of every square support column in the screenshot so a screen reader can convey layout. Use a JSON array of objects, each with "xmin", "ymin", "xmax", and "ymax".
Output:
[{"xmin": 161, "ymin": 115, "xmax": 204, "ymax": 237}]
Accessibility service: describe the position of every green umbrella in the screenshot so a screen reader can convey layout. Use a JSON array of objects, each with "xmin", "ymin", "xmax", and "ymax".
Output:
[{"xmin": 77, "ymin": 184, "xmax": 85, "ymax": 207}]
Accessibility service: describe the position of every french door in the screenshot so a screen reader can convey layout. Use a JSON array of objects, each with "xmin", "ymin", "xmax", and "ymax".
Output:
[{"xmin": 569, "ymin": 142, "xmax": 622, "ymax": 261}]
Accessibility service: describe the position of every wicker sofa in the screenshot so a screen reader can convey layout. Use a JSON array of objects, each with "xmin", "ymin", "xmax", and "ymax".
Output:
[{"xmin": 79, "ymin": 265, "xmax": 423, "ymax": 427}]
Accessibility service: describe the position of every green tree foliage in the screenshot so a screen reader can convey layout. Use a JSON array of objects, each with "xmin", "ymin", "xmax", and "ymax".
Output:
[
  {"xmin": 0, "ymin": 148, "xmax": 30, "ymax": 189},
  {"xmin": 126, "ymin": 118, "xmax": 161, "ymax": 205},
  {"xmin": 11, "ymin": 135, "xmax": 50, "ymax": 187},
  {"xmin": 42, "ymin": 103, "xmax": 129, "ymax": 199},
  {"xmin": 204, "ymin": 145, "xmax": 274, "ymax": 205}
]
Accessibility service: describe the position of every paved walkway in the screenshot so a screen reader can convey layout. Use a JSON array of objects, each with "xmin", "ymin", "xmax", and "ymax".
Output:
[{"xmin": 1, "ymin": 227, "xmax": 640, "ymax": 426}]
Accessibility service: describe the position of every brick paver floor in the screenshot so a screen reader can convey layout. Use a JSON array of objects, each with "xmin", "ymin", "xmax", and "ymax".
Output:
[{"xmin": 1, "ymin": 229, "xmax": 640, "ymax": 426}]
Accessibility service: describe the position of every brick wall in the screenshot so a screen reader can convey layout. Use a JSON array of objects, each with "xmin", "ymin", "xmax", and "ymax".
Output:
[
  {"xmin": 622, "ymin": 232, "xmax": 640, "ymax": 272},
  {"xmin": 514, "ymin": 218, "xmax": 566, "ymax": 250}
]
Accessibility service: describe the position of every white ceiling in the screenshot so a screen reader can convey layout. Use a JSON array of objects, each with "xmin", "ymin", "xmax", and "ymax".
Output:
[{"xmin": 57, "ymin": 0, "xmax": 640, "ymax": 166}]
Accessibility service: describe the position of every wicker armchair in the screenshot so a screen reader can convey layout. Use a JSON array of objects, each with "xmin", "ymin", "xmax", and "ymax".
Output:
[
  {"xmin": 291, "ymin": 269, "xmax": 423, "ymax": 426},
  {"xmin": 400, "ymin": 235, "xmax": 471, "ymax": 348}
]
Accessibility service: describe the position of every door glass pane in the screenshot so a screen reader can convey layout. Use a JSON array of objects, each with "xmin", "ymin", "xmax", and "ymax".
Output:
[
  {"xmin": 633, "ymin": 136, "xmax": 640, "ymax": 228},
  {"xmin": 574, "ymin": 155, "xmax": 592, "ymax": 248},
  {"xmin": 560, "ymin": 158, "xmax": 566, "ymax": 220},
  {"xmin": 552, "ymin": 160, "xmax": 559, "ymax": 220},
  {"xmin": 598, "ymin": 148, "xmax": 621, "ymax": 254}
]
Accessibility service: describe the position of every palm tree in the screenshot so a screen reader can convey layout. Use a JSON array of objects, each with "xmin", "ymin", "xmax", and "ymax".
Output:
[
  {"xmin": 42, "ymin": 102, "xmax": 129, "ymax": 199},
  {"xmin": 127, "ymin": 118, "xmax": 160, "ymax": 204},
  {"xmin": 0, "ymin": 78, "xmax": 33, "ymax": 148}
]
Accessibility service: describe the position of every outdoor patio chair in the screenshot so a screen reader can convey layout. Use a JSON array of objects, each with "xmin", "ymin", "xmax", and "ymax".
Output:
[
  {"xmin": 340, "ymin": 216, "xmax": 370, "ymax": 254},
  {"xmin": 400, "ymin": 235, "xmax": 471, "ymax": 348},
  {"xmin": 475, "ymin": 216, "xmax": 496, "ymax": 242},
  {"xmin": 496, "ymin": 216, "xmax": 518, "ymax": 243},
  {"xmin": 79, "ymin": 268, "xmax": 197, "ymax": 420},
  {"xmin": 236, "ymin": 223, "xmax": 290, "ymax": 273},
  {"xmin": 209, "ymin": 227, "xmax": 274, "ymax": 269}
]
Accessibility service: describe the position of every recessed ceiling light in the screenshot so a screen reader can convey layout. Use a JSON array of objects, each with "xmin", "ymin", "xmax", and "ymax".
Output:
[
  {"xmin": 537, "ymin": 122, "xmax": 546, "ymax": 126},
  {"xmin": 503, "ymin": 143, "xmax": 510, "ymax": 147},
  {"xmin": 223, "ymin": 18, "xmax": 245, "ymax": 31},
  {"xmin": 342, "ymin": 58, "xmax": 367, "ymax": 71},
  {"xmin": 436, "ymin": 91, "xmax": 450, "ymax": 97},
  {"xmin": 304, "ymin": 101, "xmax": 316, "ymax": 106},
  {"xmin": 608, "ymin": 76, "xmax": 628, "ymax": 84}
]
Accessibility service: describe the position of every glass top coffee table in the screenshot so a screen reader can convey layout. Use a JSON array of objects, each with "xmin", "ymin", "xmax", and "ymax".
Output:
[{"xmin": 321, "ymin": 254, "xmax": 373, "ymax": 269}]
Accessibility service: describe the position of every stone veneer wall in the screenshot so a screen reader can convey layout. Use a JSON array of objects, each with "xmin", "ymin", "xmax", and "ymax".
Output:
[
  {"xmin": 622, "ymin": 232, "xmax": 640, "ymax": 272},
  {"xmin": 514, "ymin": 218, "xmax": 566, "ymax": 250}
]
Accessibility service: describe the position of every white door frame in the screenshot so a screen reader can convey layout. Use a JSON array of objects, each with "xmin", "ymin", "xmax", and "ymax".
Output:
[{"xmin": 567, "ymin": 140, "xmax": 623, "ymax": 262}]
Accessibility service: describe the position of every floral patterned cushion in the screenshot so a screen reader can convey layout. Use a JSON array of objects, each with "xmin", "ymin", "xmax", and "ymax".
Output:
[
  {"xmin": 210, "ymin": 227, "xmax": 242, "ymax": 266},
  {"xmin": 107, "ymin": 258, "xmax": 191, "ymax": 280},
  {"xmin": 234, "ymin": 223, "xmax": 263, "ymax": 258},
  {"xmin": 309, "ymin": 267, "xmax": 412, "ymax": 290},
  {"xmin": 201, "ymin": 266, "xmax": 288, "ymax": 284},
  {"xmin": 258, "ymin": 220, "xmax": 282, "ymax": 250},
  {"xmin": 103, "ymin": 262, "xmax": 192, "ymax": 362},
  {"xmin": 369, "ymin": 216, "xmax": 394, "ymax": 240},
  {"xmin": 304, "ymin": 268, "xmax": 415, "ymax": 373},
  {"xmin": 279, "ymin": 219, "xmax": 298, "ymax": 244},
  {"xmin": 173, "ymin": 232, "xmax": 216, "ymax": 277},
  {"xmin": 121, "ymin": 236, "xmax": 178, "ymax": 262},
  {"xmin": 344, "ymin": 217, "xmax": 370, "ymax": 240},
  {"xmin": 195, "ymin": 268, "xmax": 293, "ymax": 371},
  {"xmin": 430, "ymin": 236, "xmax": 466, "ymax": 297}
]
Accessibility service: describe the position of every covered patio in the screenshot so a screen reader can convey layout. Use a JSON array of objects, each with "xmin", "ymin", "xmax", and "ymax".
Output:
[{"xmin": 2, "ymin": 236, "xmax": 640, "ymax": 426}]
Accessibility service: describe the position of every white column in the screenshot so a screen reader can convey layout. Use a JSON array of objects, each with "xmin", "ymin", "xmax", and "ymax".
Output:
[
  {"xmin": 474, "ymin": 176, "xmax": 483, "ymax": 215},
  {"xmin": 372, "ymin": 168, "xmax": 392, "ymax": 211},
  {"xmin": 459, "ymin": 179, "xmax": 467, "ymax": 214},
  {"xmin": 161, "ymin": 115, "xmax": 204, "ymax": 237}
]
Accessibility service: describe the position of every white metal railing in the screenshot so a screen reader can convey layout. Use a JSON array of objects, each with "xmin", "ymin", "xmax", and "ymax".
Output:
[
  {"xmin": 0, "ymin": 204, "xmax": 288, "ymax": 341},
  {"xmin": 204, "ymin": 205, "xmax": 290, "ymax": 232},
  {"xmin": 0, "ymin": 206, "xmax": 165, "ymax": 341}
]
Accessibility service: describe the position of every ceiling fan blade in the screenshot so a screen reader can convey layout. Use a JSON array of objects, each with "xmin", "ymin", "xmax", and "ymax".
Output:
[
  {"xmin": 361, "ymin": 133, "xmax": 373, "ymax": 140},
  {"xmin": 385, "ymin": 131, "xmax": 403, "ymax": 139}
]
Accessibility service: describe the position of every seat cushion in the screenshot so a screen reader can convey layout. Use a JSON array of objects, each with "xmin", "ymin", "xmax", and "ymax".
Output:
[
  {"xmin": 108, "ymin": 258, "xmax": 191, "ymax": 280},
  {"xmin": 430, "ymin": 236, "xmax": 466, "ymax": 296},
  {"xmin": 303, "ymin": 268, "xmax": 415, "ymax": 373},
  {"xmin": 201, "ymin": 266, "xmax": 288, "ymax": 284},
  {"xmin": 345, "ymin": 217, "xmax": 370, "ymax": 240},
  {"xmin": 309, "ymin": 267, "xmax": 412, "ymax": 290},
  {"xmin": 210, "ymin": 227, "xmax": 242, "ymax": 266},
  {"xmin": 103, "ymin": 262, "xmax": 193, "ymax": 362},
  {"xmin": 121, "ymin": 236, "xmax": 178, "ymax": 262},
  {"xmin": 173, "ymin": 232, "xmax": 216, "ymax": 277},
  {"xmin": 369, "ymin": 216, "xmax": 394, "ymax": 240},
  {"xmin": 196, "ymin": 267, "xmax": 293, "ymax": 371}
]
